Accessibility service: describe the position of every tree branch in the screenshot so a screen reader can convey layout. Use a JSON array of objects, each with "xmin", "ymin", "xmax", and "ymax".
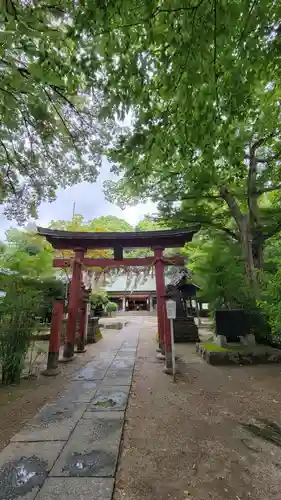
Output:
[
  {"xmin": 0, "ymin": 86, "xmax": 19, "ymax": 102},
  {"xmin": 220, "ymin": 186, "xmax": 243, "ymax": 229},
  {"xmin": 263, "ymin": 223, "xmax": 281, "ymax": 241},
  {"xmin": 50, "ymin": 85, "xmax": 76, "ymax": 109},
  {"xmin": 43, "ymin": 88, "xmax": 76, "ymax": 147},
  {"xmin": 208, "ymin": 223, "xmax": 238, "ymax": 240},
  {"xmin": 163, "ymin": 193, "xmax": 221, "ymax": 202},
  {"xmin": 256, "ymin": 184, "xmax": 281, "ymax": 195},
  {"xmin": 156, "ymin": 2, "xmax": 206, "ymax": 15},
  {"xmin": 245, "ymin": 148, "xmax": 281, "ymax": 164},
  {"xmin": 213, "ymin": 0, "xmax": 219, "ymax": 113},
  {"xmin": 0, "ymin": 141, "xmax": 17, "ymax": 195},
  {"xmin": 244, "ymin": 155, "xmax": 268, "ymax": 164},
  {"xmin": 251, "ymin": 132, "xmax": 276, "ymax": 152},
  {"xmin": 239, "ymin": 0, "xmax": 258, "ymax": 42},
  {"xmin": 92, "ymin": 0, "xmax": 206, "ymax": 36},
  {"xmin": 247, "ymin": 147, "xmax": 259, "ymax": 224},
  {"xmin": 165, "ymin": 210, "xmax": 238, "ymax": 240}
]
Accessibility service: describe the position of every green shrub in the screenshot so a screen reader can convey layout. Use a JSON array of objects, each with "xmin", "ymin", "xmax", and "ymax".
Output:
[
  {"xmin": 259, "ymin": 267, "xmax": 281, "ymax": 345},
  {"xmin": 36, "ymin": 277, "xmax": 65, "ymax": 322},
  {"xmin": 0, "ymin": 276, "xmax": 43, "ymax": 384},
  {"xmin": 106, "ymin": 301, "xmax": 118, "ymax": 315},
  {"xmin": 186, "ymin": 232, "xmax": 255, "ymax": 312},
  {"xmin": 90, "ymin": 290, "xmax": 109, "ymax": 316}
]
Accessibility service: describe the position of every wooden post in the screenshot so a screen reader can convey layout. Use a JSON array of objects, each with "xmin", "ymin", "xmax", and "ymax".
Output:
[
  {"xmin": 195, "ymin": 298, "xmax": 202, "ymax": 326},
  {"xmin": 164, "ymin": 302, "xmax": 172, "ymax": 372},
  {"xmin": 63, "ymin": 248, "xmax": 84, "ymax": 360},
  {"xmin": 42, "ymin": 300, "xmax": 64, "ymax": 376},
  {"xmin": 154, "ymin": 247, "xmax": 165, "ymax": 354}
]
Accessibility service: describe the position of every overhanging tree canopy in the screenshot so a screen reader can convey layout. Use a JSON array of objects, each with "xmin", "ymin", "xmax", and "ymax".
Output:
[
  {"xmin": 0, "ymin": 1, "xmax": 114, "ymax": 221},
  {"xmin": 3, "ymin": 0, "xmax": 281, "ymax": 294},
  {"xmin": 68, "ymin": 0, "xmax": 281, "ymax": 290}
]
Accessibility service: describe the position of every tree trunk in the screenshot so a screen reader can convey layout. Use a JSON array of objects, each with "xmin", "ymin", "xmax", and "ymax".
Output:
[
  {"xmin": 220, "ymin": 186, "xmax": 259, "ymax": 298},
  {"xmin": 252, "ymin": 231, "xmax": 264, "ymax": 270},
  {"xmin": 239, "ymin": 218, "xmax": 260, "ymax": 298},
  {"xmin": 247, "ymin": 146, "xmax": 264, "ymax": 275}
]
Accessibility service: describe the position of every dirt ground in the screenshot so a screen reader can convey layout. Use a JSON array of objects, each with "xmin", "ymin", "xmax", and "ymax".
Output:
[
  {"xmin": 0, "ymin": 334, "xmax": 110, "ymax": 452},
  {"xmin": 114, "ymin": 323, "xmax": 281, "ymax": 500}
]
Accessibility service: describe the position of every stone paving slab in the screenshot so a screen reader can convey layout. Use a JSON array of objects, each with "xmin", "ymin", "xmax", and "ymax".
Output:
[
  {"xmin": 82, "ymin": 409, "xmax": 125, "ymax": 420},
  {"xmin": 119, "ymin": 347, "xmax": 137, "ymax": 353},
  {"xmin": 72, "ymin": 363, "xmax": 110, "ymax": 381},
  {"xmin": 90, "ymin": 351, "xmax": 117, "ymax": 359},
  {"xmin": 90, "ymin": 355, "xmax": 116, "ymax": 362},
  {"xmin": 36, "ymin": 477, "xmax": 114, "ymax": 500},
  {"xmin": 11, "ymin": 402, "xmax": 87, "ymax": 442},
  {"xmin": 101, "ymin": 376, "xmax": 132, "ymax": 386},
  {"xmin": 0, "ymin": 441, "xmax": 65, "ymax": 500},
  {"xmin": 110, "ymin": 359, "xmax": 135, "ymax": 370},
  {"xmin": 50, "ymin": 412, "xmax": 124, "ymax": 477},
  {"xmin": 58, "ymin": 381, "xmax": 98, "ymax": 404},
  {"xmin": 115, "ymin": 352, "xmax": 136, "ymax": 359},
  {"xmin": 87, "ymin": 387, "xmax": 130, "ymax": 412},
  {"xmin": 122, "ymin": 341, "xmax": 138, "ymax": 347},
  {"xmin": 107, "ymin": 367, "xmax": 134, "ymax": 377}
]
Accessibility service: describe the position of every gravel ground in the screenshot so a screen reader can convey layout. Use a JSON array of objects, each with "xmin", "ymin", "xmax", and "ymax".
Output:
[{"xmin": 114, "ymin": 322, "xmax": 281, "ymax": 500}]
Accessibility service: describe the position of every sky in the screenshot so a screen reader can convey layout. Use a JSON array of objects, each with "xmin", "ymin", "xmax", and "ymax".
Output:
[{"xmin": 0, "ymin": 159, "xmax": 157, "ymax": 240}]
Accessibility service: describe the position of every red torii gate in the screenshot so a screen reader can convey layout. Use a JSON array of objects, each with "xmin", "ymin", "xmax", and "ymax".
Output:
[{"xmin": 38, "ymin": 226, "xmax": 197, "ymax": 374}]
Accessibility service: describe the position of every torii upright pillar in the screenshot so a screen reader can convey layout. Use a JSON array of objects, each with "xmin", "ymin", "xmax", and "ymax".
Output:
[
  {"xmin": 63, "ymin": 248, "xmax": 85, "ymax": 360},
  {"xmin": 154, "ymin": 247, "xmax": 166, "ymax": 354}
]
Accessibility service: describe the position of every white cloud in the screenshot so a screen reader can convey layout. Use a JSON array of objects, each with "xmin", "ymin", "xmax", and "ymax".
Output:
[
  {"xmin": 122, "ymin": 201, "xmax": 157, "ymax": 226},
  {"xmin": 0, "ymin": 159, "xmax": 157, "ymax": 239}
]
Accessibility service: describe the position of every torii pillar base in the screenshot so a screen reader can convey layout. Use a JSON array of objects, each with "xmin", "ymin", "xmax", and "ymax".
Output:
[
  {"xmin": 164, "ymin": 350, "xmax": 173, "ymax": 374},
  {"xmin": 60, "ymin": 347, "xmax": 77, "ymax": 363},
  {"xmin": 42, "ymin": 353, "xmax": 61, "ymax": 376}
]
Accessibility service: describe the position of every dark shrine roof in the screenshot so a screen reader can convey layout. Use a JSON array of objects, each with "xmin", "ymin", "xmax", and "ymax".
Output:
[
  {"xmin": 168, "ymin": 268, "xmax": 200, "ymax": 289},
  {"xmin": 37, "ymin": 226, "xmax": 199, "ymax": 250}
]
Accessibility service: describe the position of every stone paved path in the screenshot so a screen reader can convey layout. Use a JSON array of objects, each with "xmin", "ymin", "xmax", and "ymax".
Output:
[
  {"xmin": 4, "ymin": 314, "xmax": 281, "ymax": 500},
  {"xmin": 0, "ymin": 323, "xmax": 140, "ymax": 500}
]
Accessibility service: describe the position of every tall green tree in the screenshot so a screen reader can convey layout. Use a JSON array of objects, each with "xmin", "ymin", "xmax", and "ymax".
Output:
[
  {"xmin": 260, "ymin": 235, "xmax": 281, "ymax": 341},
  {"xmin": 0, "ymin": 228, "xmax": 54, "ymax": 277},
  {"xmin": 49, "ymin": 214, "xmax": 111, "ymax": 261},
  {"xmin": 88, "ymin": 215, "xmax": 133, "ymax": 232},
  {"xmin": 186, "ymin": 231, "xmax": 253, "ymax": 311},
  {"xmin": 0, "ymin": 1, "xmax": 113, "ymax": 221},
  {"xmin": 72, "ymin": 0, "xmax": 281, "ymax": 295},
  {"xmin": 135, "ymin": 216, "xmax": 166, "ymax": 232}
]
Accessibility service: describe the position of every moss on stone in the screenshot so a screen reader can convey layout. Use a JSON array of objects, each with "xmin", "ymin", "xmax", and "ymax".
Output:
[
  {"xmin": 197, "ymin": 342, "xmax": 281, "ymax": 365},
  {"xmin": 95, "ymin": 328, "xmax": 103, "ymax": 340},
  {"xmin": 201, "ymin": 343, "xmax": 240, "ymax": 352},
  {"xmin": 94, "ymin": 398, "xmax": 116, "ymax": 407}
]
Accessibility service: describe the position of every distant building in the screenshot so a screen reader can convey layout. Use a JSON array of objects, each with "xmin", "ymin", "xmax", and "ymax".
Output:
[
  {"xmin": 105, "ymin": 270, "xmax": 209, "ymax": 314},
  {"xmin": 105, "ymin": 275, "xmax": 157, "ymax": 311}
]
